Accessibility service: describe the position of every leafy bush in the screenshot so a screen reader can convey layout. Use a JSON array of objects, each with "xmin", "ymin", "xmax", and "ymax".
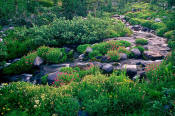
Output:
[
  {"xmin": 0, "ymin": 82, "xmax": 78, "ymax": 116},
  {"xmin": 164, "ymin": 30, "xmax": 175, "ymax": 40},
  {"xmin": 150, "ymin": 88, "xmax": 175, "ymax": 115},
  {"xmin": 141, "ymin": 20, "xmax": 154, "ymax": 29},
  {"xmin": 134, "ymin": 46, "xmax": 145, "ymax": 53},
  {"xmin": 156, "ymin": 27, "xmax": 169, "ymax": 37},
  {"xmin": 168, "ymin": 40, "xmax": 175, "ymax": 48},
  {"xmin": 151, "ymin": 22, "xmax": 166, "ymax": 30},
  {"xmin": 3, "ymin": 52, "xmax": 37, "ymax": 75},
  {"xmin": 145, "ymin": 61, "xmax": 174, "ymax": 84},
  {"xmin": 37, "ymin": 46, "xmax": 67, "ymax": 64},
  {"xmin": 117, "ymin": 46, "xmax": 131, "ymax": 56},
  {"xmin": 77, "ymin": 44, "xmax": 91, "ymax": 53},
  {"xmin": 14, "ymin": 17, "xmax": 132, "ymax": 46},
  {"xmin": 88, "ymin": 50, "xmax": 102, "ymax": 59},
  {"xmin": 106, "ymin": 50, "xmax": 120, "ymax": 61},
  {"xmin": 135, "ymin": 38, "xmax": 148, "ymax": 45},
  {"xmin": 129, "ymin": 18, "xmax": 142, "ymax": 25},
  {"xmin": 0, "ymin": 41, "xmax": 7, "ymax": 66},
  {"xmin": 60, "ymin": 64, "xmax": 100, "ymax": 79},
  {"xmin": 52, "ymin": 72, "xmax": 80, "ymax": 87},
  {"xmin": 92, "ymin": 40, "xmax": 131, "ymax": 55},
  {"xmin": 41, "ymin": 74, "xmax": 48, "ymax": 85},
  {"xmin": 3, "ymin": 46, "xmax": 70, "ymax": 75}
]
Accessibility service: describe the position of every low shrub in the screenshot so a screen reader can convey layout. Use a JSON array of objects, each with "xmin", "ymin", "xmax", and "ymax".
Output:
[
  {"xmin": 3, "ymin": 52, "xmax": 37, "ymax": 75},
  {"xmin": 168, "ymin": 40, "xmax": 175, "ymax": 48},
  {"xmin": 129, "ymin": 18, "xmax": 142, "ymax": 25},
  {"xmin": 145, "ymin": 61, "xmax": 174, "ymax": 84},
  {"xmin": 77, "ymin": 44, "xmax": 91, "ymax": 53},
  {"xmin": 0, "ymin": 82, "xmax": 78, "ymax": 116},
  {"xmin": 134, "ymin": 46, "xmax": 145, "ymax": 53},
  {"xmin": 141, "ymin": 20, "xmax": 154, "ymax": 29},
  {"xmin": 3, "ymin": 46, "xmax": 70, "ymax": 75},
  {"xmin": 156, "ymin": 27, "xmax": 169, "ymax": 37},
  {"xmin": 14, "ymin": 17, "xmax": 132, "ymax": 47},
  {"xmin": 41, "ymin": 74, "xmax": 48, "ymax": 85},
  {"xmin": 135, "ymin": 38, "xmax": 148, "ymax": 45},
  {"xmin": 150, "ymin": 88, "xmax": 175, "ymax": 115},
  {"xmin": 37, "ymin": 46, "xmax": 67, "ymax": 64},
  {"xmin": 92, "ymin": 40, "xmax": 131, "ymax": 55},
  {"xmin": 52, "ymin": 72, "xmax": 80, "ymax": 87},
  {"xmin": 88, "ymin": 50, "xmax": 102, "ymax": 59},
  {"xmin": 60, "ymin": 64, "xmax": 100, "ymax": 79},
  {"xmin": 164, "ymin": 30, "xmax": 175, "ymax": 40},
  {"xmin": 106, "ymin": 50, "xmax": 120, "ymax": 61},
  {"xmin": 0, "ymin": 40, "xmax": 7, "ymax": 66},
  {"xmin": 117, "ymin": 47, "xmax": 131, "ymax": 56},
  {"xmin": 151, "ymin": 22, "xmax": 166, "ymax": 30}
]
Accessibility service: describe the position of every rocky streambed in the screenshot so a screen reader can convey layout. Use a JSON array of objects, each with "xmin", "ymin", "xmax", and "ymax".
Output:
[{"xmin": 0, "ymin": 15, "xmax": 170, "ymax": 85}]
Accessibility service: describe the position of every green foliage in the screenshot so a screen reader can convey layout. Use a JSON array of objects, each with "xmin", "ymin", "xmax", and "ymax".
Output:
[
  {"xmin": 52, "ymin": 72, "xmax": 80, "ymax": 87},
  {"xmin": 60, "ymin": 64, "xmax": 100, "ymax": 79},
  {"xmin": 164, "ymin": 30, "xmax": 175, "ymax": 40},
  {"xmin": 37, "ymin": 46, "xmax": 67, "ymax": 64},
  {"xmin": 62, "ymin": 0, "xmax": 87, "ymax": 19},
  {"xmin": 41, "ymin": 74, "xmax": 48, "ymax": 85},
  {"xmin": 3, "ymin": 52, "xmax": 37, "ymax": 75},
  {"xmin": 77, "ymin": 44, "xmax": 91, "ymax": 53},
  {"xmin": 117, "ymin": 47, "xmax": 131, "ymax": 55},
  {"xmin": 2, "ymin": 46, "xmax": 70, "ymax": 75},
  {"xmin": 92, "ymin": 40, "xmax": 131, "ymax": 55},
  {"xmin": 54, "ymin": 96, "xmax": 79, "ymax": 115},
  {"xmin": 129, "ymin": 18, "xmax": 154, "ymax": 29},
  {"xmin": 168, "ymin": 40, "xmax": 175, "ymax": 48},
  {"xmin": 134, "ymin": 46, "xmax": 145, "ymax": 53},
  {"xmin": 135, "ymin": 38, "xmax": 148, "ymax": 45},
  {"xmin": 106, "ymin": 50, "xmax": 120, "ymax": 61},
  {"xmin": 151, "ymin": 22, "xmax": 166, "ymax": 30},
  {"xmin": 0, "ymin": 41, "xmax": 7, "ymax": 66},
  {"xmin": 5, "ymin": 110, "xmax": 28, "ymax": 116},
  {"xmin": 129, "ymin": 18, "xmax": 142, "ymax": 25},
  {"xmin": 88, "ymin": 50, "xmax": 102, "ymax": 59},
  {"xmin": 145, "ymin": 61, "xmax": 174, "ymax": 84},
  {"xmin": 150, "ymin": 88, "xmax": 175, "ymax": 116},
  {"xmin": 156, "ymin": 27, "xmax": 169, "ymax": 37},
  {"xmin": 13, "ymin": 17, "xmax": 131, "ymax": 46}
]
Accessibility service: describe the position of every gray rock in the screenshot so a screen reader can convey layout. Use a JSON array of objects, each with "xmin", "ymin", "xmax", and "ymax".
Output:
[
  {"xmin": 120, "ymin": 15, "xmax": 125, "ymax": 19},
  {"xmin": 132, "ymin": 25, "xmax": 141, "ymax": 31},
  {"xmin": 64, "ymin": 47, "xmax": 72, "ymax": 53},
  {"xmin": 162, "ymin": 16, "xmax": 167, "ymax": 19},
  {"xmin": 131, "ymin": 48, "xmax": 141, "ymax": 58},
  {"xmin": 122, "ymin": 65, "xmax": 137, "ymax": 78},
  {"xmin": 147, "ymin": 17, "xmax": 151, "ymax": 20},
  {"xmin": 42, "ymin": 64, "xmax": 69, "ymax": 74},
  {"xmin": 155, "ymin": 18, "xmax": 161, "ymax": 22},
  {"xmin": 6, "ymin": 74, "xmax": 33, "ymax": 82},
  {"xmin": 4, "ymin": 63, "xmax": 11, "ymax": 67},
  {"xmin": 71, "ymin": 62, "xmax": 90, "ymax": 70},
  {"xmin": 101, "ymin": 56, "xmax": 110, "ymax": 62},
  {"xmin": 47, "ymin": 71, "xmax": 59, "ymax": 85},
  {"xmin": 34, "ymin": 56, "xmax": 44, "ymax": 66},
  {"xmin": 85, "ymin": 47, "xmax": 93, "ymax": 54},
  {"xmin": 144, "ymin": 51, "xmax": 164, "ymax": 60},
  {"xmin": 119, "ymin": 53, "xmax": 128, "ymax": 60},
  {"xmin": 102, "ymin": 64, "xmax": 113, "ymax": 73},
  {"xmin": 142, "ymin": 27, "xmax": 150, "ymax": 32},
  {"xmin": 79, "ymin": 54, "xmax": 85, "ymax": 61},
  {"xmin": 0, "ymin": 38, "xmax": 3, "ymax": 42}
]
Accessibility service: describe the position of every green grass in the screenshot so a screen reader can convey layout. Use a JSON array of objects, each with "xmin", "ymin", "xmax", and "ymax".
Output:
[{"xmin": 135, "ymin": 38, "xmax": 148, "ymax": 45}]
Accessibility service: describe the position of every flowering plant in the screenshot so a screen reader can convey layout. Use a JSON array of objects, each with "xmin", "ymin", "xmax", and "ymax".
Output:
[{"xmin": 52, "ymin": 72, "xmax": 80, "ymax": 87}]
